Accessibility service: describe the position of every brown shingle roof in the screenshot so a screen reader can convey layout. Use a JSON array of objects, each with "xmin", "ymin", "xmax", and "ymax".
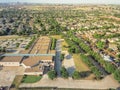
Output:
[
  {"xmin": 0, "ymin": 56, "xmax": 22, "ymax": 62},
  {"xmin": 22, "ymin": 56, "xmax": 53, "ymax": 66},
  {"xmin": 30, "ymin": 36, "xmax": 51, "ymax": 54}
]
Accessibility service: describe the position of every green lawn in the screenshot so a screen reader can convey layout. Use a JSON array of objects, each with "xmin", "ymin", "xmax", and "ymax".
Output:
[
  {"xmin": 22, "ymin": 75, "xmax": 42, "ymax": 83},
  {"xmin": 73, "ymin": 54, "xmax": 95, "ymax": 80},
  {"xmin": 73, "ymin": 54, "xmax": 90, "ymax": 72},
  {"xmin": 62, "ymin": 40, "xmax": 69, "ymax": 51}
]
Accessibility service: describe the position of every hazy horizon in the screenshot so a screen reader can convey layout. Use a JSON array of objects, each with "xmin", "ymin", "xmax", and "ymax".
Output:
[{"xmin": 0, "ymin": 0, "xmax": 120, "ymax": 4}]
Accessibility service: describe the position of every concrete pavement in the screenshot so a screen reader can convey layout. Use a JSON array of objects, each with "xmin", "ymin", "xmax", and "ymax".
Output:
[
  {"xmin": 62, "ymin": 51, "xmax": 75, "ymax": 76},
  {"xmin": 19, "ymin": 74, "xmax": 120, "ymax": 89}
]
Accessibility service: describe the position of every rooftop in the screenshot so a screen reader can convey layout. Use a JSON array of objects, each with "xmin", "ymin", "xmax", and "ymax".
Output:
[{"xmin": 0, "ymin": 56, "xmax": 22, "ymax": 62}]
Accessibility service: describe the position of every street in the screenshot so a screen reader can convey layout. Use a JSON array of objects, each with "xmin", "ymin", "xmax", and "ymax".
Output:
[{"xmin": 55, "ymin": 40, "xmax": 62, "ymax": 77}]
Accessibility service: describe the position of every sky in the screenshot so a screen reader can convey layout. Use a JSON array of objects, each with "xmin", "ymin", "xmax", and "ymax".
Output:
[{"xmin": 0, "ymin": 0, "xmax": 120, "ymax": 4}]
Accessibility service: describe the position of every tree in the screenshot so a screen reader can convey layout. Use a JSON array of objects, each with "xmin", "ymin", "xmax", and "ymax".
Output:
[
  {"xmin": 96, "ymin": 41, "xmax": 105, "ymax": 49},
  {"xmin": 72, "ymin": 71, "xmax": 80, "ymax": 79},
  {"xmin": 117, "ymin": 54, "xmax": 120, "ymax": 58},
  {"xmin": 61, "ymin": 67, "xmax": 69, "ymax": 78},
  {"xmin": 90, "ymin": 66, "xmax": 101, "ymax": 79},
  {"xmin": 114, "ymin": 69, "xmax": 120, "ymax": 82},
  {"xmin": 104, "ymin": 63, "xmax": 116, "ymax": 73},
  {"xmin": 60, "ymin": 54, "xmax": 65, "ymax": 62},
  {"xmin": 47, "ymin": 70, "xmax": 56, "ymax": 80}
]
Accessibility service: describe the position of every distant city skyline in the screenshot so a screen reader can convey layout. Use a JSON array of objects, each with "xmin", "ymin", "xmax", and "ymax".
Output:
[{"xmin": 0, "ymin": 0, "xmax": 120, "ymax": 4}]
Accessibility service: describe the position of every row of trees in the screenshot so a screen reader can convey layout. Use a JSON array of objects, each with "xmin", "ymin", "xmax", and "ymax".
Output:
[
  {"xmin": 93, "ymin": 33, "xmax": 120, "ymax": 39},
  {"xmin": 50, "ymin": 38, "xmax": 57, "ymax": 50},
  {"xmin": 80, "ymin": 54, "xmax": 102, "ymax": 79},
  {"xmin": 70, "ymin": 33, "xmax": 117, "ymax": 75},
  {"xmin": 62, "ymin": 31, "xmax": 119, "ymax": 81},
  {"xmin": 25, "ymin": 36, "xmax": 36, "ymax": 50}
]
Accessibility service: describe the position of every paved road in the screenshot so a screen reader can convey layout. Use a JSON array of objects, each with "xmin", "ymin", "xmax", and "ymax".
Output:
[
  {"xmin": 55, "ymin": 40, "xmax": 62, "ymax": 77},
  {"xmin": 19, "ymin": 74, "xmax": 120, "ymax": 89}
]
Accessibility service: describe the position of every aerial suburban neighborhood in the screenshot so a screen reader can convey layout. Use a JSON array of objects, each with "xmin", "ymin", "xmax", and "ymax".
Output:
[{"xmin": 0, "ymin": 1, "xmax": 120, "ymax": 90}]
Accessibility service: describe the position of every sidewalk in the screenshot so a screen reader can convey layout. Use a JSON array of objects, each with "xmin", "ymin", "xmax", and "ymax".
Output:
[{"xmin": 19, "ymin": 74, "xmax": 120, "ymax": 89}]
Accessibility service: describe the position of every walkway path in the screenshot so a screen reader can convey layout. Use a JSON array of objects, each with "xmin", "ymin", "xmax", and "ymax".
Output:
[{"xmin": 19, "ymin": 74, "xmax": 120, "ymax": 89}]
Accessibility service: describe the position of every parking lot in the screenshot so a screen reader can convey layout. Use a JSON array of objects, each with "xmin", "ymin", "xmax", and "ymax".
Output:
[
  {"xmin": 0, "ymin": 35, "xmax": 31, "ymax": 54},
  {"xmin": 0, "ymin": 66, "xmax": 25, "ymax": 87}
]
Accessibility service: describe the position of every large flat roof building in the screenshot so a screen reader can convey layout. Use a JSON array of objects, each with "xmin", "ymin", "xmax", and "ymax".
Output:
[{"xmin": 0, "ymin": 36, "xmax": 56, "ymax": 75}]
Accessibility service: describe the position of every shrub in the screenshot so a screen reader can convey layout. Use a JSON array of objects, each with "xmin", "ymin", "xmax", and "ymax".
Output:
[
  {"xmin": 72, "ymin": 71, "xmax": 80, "ymax": 79},
  {"xmin": 114, "ymin": 69, "xmax": 120, "ymax": 82},
  {"xmin": 61, "ymin": 67, "xmax": 69, "ymax": 78},
  {"xmin": 48, "ymin": 70, "xmax": 56, "ymax": 80}
]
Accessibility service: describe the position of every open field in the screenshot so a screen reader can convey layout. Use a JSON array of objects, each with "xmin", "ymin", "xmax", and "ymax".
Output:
[
  {"xmin": 23, "ymin": 6, "xmax": 43, "ymax": 10},
  {"xmin": 73, "ymin": 54, "xmax": 90, "ymax": 72},
  {"xmin": 50, "ymin": 35, "xmax": 61, "ymax": 39},
  {"xmin": 62, "ymin": 40, "xmax": 69, "ymax": 51},
  {"xmin": 73, "ymin": 54, "xmax": 96, "ymax": 80},
  {"xmin": 0, "ymin": 35, "xmax": 21, "ymax": 40}
]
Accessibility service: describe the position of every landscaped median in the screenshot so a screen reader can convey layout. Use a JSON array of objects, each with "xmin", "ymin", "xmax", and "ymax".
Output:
[{"xmin": 21, "ymin": 75, "xmax": 42, "ymax": 83}]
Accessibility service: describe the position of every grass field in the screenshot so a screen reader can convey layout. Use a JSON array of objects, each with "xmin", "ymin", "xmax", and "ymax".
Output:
[
  {"xmin": 50, "ymin": 35, "xmax": 61, "ymax": 39},
  {"xmin": 22, "ymin": 75, "xmax": 42, "ymax": 83},
  {"xmin": 0, "ymin": 35, "xmax": 22, "ymax": 40},
  {"xmin": 62, "ymin": 40, "xmax": 69, "ymax": 51},
  {"xmin": 73, "ymin": 54, "xmax": 90, "ymax": 72},
  {"xmin": 73, "ymin": 54, "xmax": 96, "ymax": 80}
]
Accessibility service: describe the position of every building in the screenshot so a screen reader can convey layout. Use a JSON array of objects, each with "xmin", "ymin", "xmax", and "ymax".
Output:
[
  {"xmin": 0, "ymin": 36, "xmax": 55, "ymax": 75},
  {"xmin": 0, "ymin": 56, "xmax": 22, "ymax": 66}
]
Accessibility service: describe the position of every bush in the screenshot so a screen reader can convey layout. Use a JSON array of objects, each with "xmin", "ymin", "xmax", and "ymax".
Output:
[
  {"xmin": 60, "ymin": 54, "xmax": 65, "ymax": 61},
  {"xmin": 72, "ymin": 71, "xmax": 80, "ymax": 79},
  {"xmin": 104, "ymin": 63, "xmax": 116, "ymax": 73},
  {"xmin": 50, "ymin": 38, "xmax": 57, "ymax": 50},
  {"xmin": 114, "ymin": 69, "xmax": 120, "ymax": 82},
  {"xmin": 60, "ymin": 67, "xmax": 69, "ymax": 78},
  {"xmin": 90, "ymin": 66, "xmax": 102, "ymax": 79},
  {"xmin": 47, "ymin": 70, "xmax": 56, "ymax": 80}
]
